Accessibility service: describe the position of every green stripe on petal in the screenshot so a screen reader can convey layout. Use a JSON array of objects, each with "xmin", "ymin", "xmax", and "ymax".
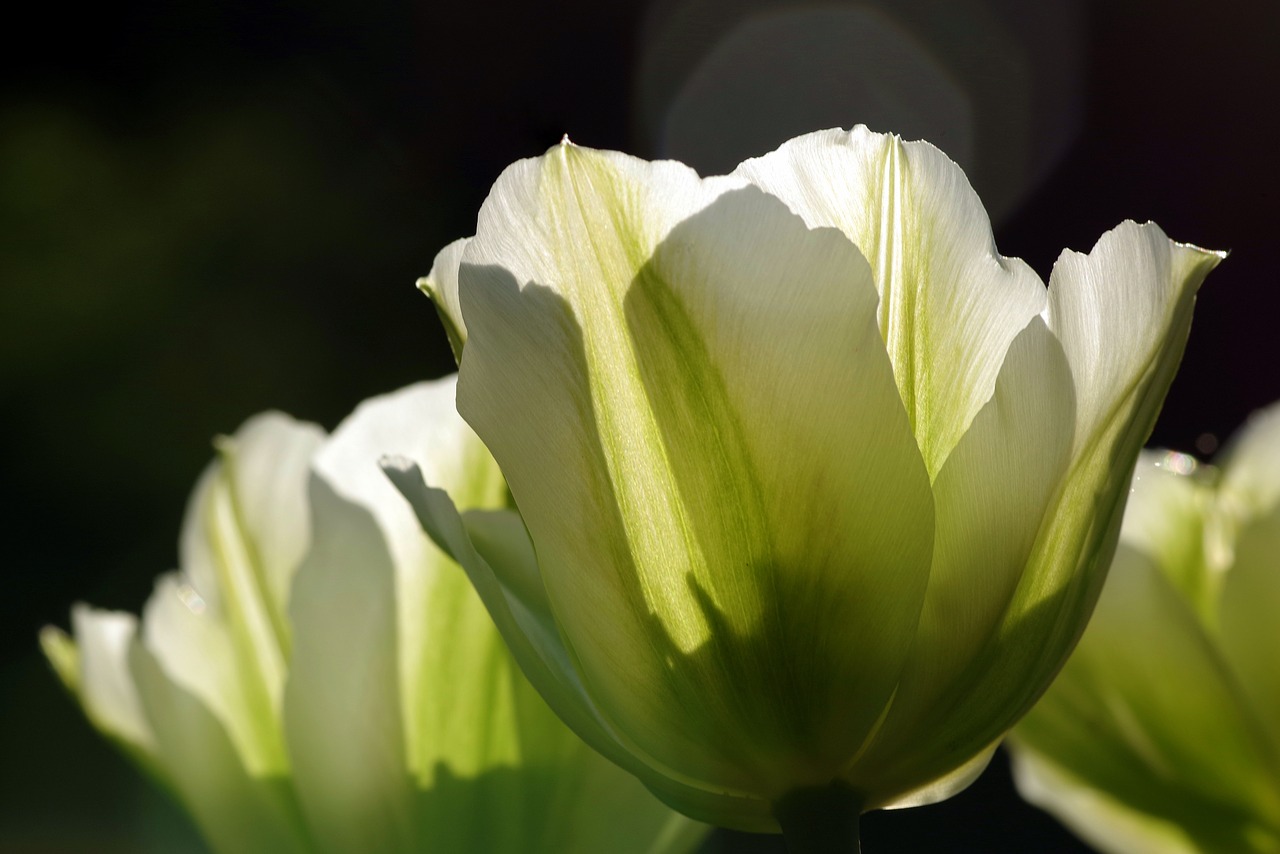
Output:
[
  {"xmin": 384, "ymin": 460, "xmax": 749, "ymax": 835},
  {"xmin": 453, "ymin": 141, "xmax": 934, "ymax": 801},
  {"xmin": 141, "ymin": 571, "xmax": 288, "ymax": 774},
  {"xmin": 734, "ymin": 126, "xmax": 1047, "ymax": 477},
  {"xmin": 302, "ymin": 378, "xmax": 507, "ymax": 787},
  {"xmin": 158, "ymin": 413, "xmax": 323, "ymax": 774}
]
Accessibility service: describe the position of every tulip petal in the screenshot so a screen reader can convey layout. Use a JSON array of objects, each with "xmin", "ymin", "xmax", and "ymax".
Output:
[
  {"xmin": 1012, "ymin": 545, "xmax": 1280, "ymax": 851},
  {"xmin": 1218, "ymin": 509, "xmax": 1280, "ymax": 757},
  {"xmin": 1045, "ymin": 222, "xmax": 1223, "ymax": 463},
  {"xmin": 1002, "ymin": 221, "xmax": 1222, "ymax": 678},
  {"xmin": 39, "ymin": 624, "xmax": 79, "ymax": 695},
  {"xmin": 455, "ymin": 142, "xmax": 934, "ymax": 794},
  {"xmin": 880, "ymin": 743, "xmax": 998, "ymax": 810},
  {"xmin": 163, "ymin": 412, "xmax": 323, "ymax": 772},
  {"xmin": 284, "ymin": 475, "xmax": 417, "ymax": 854},
  {"xmin": 1120, "ymin": 455, "xmax": 1214, "ymax": 621},
  {"xmin": 1219, "ymin": 402, "xmax": 1280, "ymax": 517},
  {"xmin": 734, "ymin": 126, "xmax": 1048, "ymax": 476},
  {"xmin": 419, "ymin": 237, "xmax": 471, "ymax": 360},
  {"xmin": 181, "ymin": 413, "xmax": 323, "ymax": 629},
  {"xmin": 127, "ymin": 638, "xmax": 315, "ymax": 854},
  {"xmin": 141, "ymin": 572, "xmax": 287, "ymax": 774},
  {"xmin": 305, "ymin": 379, "xmax": 507, "ymax": 780},
  {"xmin": 383, "ymin": 460, "xmax": 777, "ymax": 832},
  {"xmin": 49, "ymin": 607, "xmax": 156, "ymax": 756},
  {"xmin": 851, "ymin": 318, "xmax": 1074, "ymax": 799},
  {"xmin": 1012, "ymin": 749, "xmax": 1205, "ymax": 854},
  {"xmin": 889, "ymin": 222, "xmax": 1222, "ymax": 793}
]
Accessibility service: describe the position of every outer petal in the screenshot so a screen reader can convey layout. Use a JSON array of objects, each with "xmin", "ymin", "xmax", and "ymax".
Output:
[
  {"xmin": 880, "ymin": 743, "xmax": 998, "ymax": 810},
  {"xmin": 1005, "ymin": 221, "xmax": 1222, "ymax": 676},
  {"xmin": 161, "ymin": 411, "xmax": 323, "ymax": 774},
  {"xmin": 300, "ymin": 378, "xmax": 507, "ymax": 784},
  {"xmin": 45, "ymin": 607, "xmax": 156, "ymax": 756},
  {"xmin": 141, "ymin": 572, "xmax": 287, "ymax": 774},
  {"xmin": 1012, "ymin": 749, "xmax": 1206, "ymax": 854},
  {"xmin": 1044, "ymin": 222, "xmax": 1223, "ymax": 464},
  {"xmin": 283, "ymin": 475, "xmax": 417, "ymax": 854},
  {"xmin": 127, "ymin": 639, "xmax": 315, "ymax": 854},
  {"xmin": 1010, "ymin": 545, "xmax": 1280, "ymax": 853},
  {"xmin": 384, "ymin": 462, "xmax": 772, "ymax": 832},
  {"xmin": 850, "ymin": 318, "xmax": 1074, "ymax": 800},
  {"xmin": 900, "ymin": 222, "xmax": 1221, "ymax": 787},
  {"xmin": 1122, "ymin": 454, "xmax": 1215, "ymax": 620},
  {"xmin": 1209, "ymin": 403, "xmax": 1280, "ymax": 757},
  {"xmin": 454, "ymin": 141, "xmax": 934, "ymax": 800},
  {"xmin": 1219, "ymin": 402, "xmax": 1280, "ymax": 518},
  {"xmin": 418, "ymin": 237, "xmax": 470, "ymax": 360},
  {"xmin": 734, "ymin": 126, "xmax": 1048, "ymax": 476},
  {"xmin": 1217, "ymin": 507, "xmax": 1280, "ymax": 756},
  {"xmin": 180, "ymin": 413, "xmax": 323, "ymax": 630}
]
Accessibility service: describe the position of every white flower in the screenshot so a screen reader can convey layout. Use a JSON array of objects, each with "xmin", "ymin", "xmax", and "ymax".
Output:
[
  {"xmin": 389, "ymin": 126, "xmax": 1223, "ymax": 838},
  {"xmin": 42, "ymin": 377, "xmax": 705, "ymax": 854}
]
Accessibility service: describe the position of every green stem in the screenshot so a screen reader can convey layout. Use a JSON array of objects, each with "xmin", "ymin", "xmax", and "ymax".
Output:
[{"xmin": 773, "ymin": 782, "xmax": 863, "ymax": 853}]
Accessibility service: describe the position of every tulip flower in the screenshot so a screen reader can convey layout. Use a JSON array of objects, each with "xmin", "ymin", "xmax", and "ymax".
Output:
[
  {"xmin": 387, "ymin": 125, "xmax": 1223, "ymax": 849},
  {"xmin": 41, "ymin": 377, "xmax": 706, "ymax": 854},
  {"xmin": 1009, "ymin": 403, "xmax": 1280, "ymax": 854}
]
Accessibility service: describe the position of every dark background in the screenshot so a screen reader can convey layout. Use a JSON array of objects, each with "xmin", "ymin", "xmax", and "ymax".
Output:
[{"xmin": 2, "ymin": 0, "xmax": 1276, "ymax": 850}]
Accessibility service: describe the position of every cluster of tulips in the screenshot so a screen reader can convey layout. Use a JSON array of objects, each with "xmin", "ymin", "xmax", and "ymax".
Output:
[{"xmin": 47, "ymin": 126, "xmax": 1278, "ymax": 853}]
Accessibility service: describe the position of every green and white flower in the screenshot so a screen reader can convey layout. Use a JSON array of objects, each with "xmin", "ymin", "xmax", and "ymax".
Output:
[
  {"xmin": 1010, "ymin": 404, "xmax": 1280, "ymax": 854},
  {"xmin": 42, "ymin": 376, "xmax": 705, "ymax": 854},
  {"xmin": 390, "ymin": 126, "xmax": 1222, "ymax": 839}
]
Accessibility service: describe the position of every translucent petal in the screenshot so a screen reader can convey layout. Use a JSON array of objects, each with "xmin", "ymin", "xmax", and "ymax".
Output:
[
  {"xmin": 1044, "ymin": 222, "xmax": 1222, "ymax": 463},
  {"xmin": 127, "ymin": 639, "xmax": 314, "ymax": 854},
  {"xmin": 879, "ymin": 743, "xmax": 997, "ymax": 810},
  {"xmin": 850, "ymin": 318, "xmax": 1074, "ymax": 798},
  {"xmin": 1218, "ymin": 508, "xmax": 1280, "ymax": 757},
  {"xmin": 305, "ymin": 378, "xmax": 507, "ymax": 783},
  {"xmin": 1012, "ymin": 545, "xmax": 1280, "ymax": 852},
  {"xmin": 734, "ymin": 126, "xmax": 1047, "ymax": 476},
  {"xmin": 418, "ymin": 237, "xmax": 470, "ymax": 360},
  {"xmin": 164, "ymin": 411, "xmax": 323, "ymax": 768},
  {"xmin": 1012, "ymin": 749, "xmax": 1206, "ymax": 854},
  {"xmin": 62, "ymin": 606, "xmax": 156, "ymax": 754},
  {"xmin": 283, "ymin": 475, "xmax": 417, "ymax": 854},
  {"xmin": 1219, "ymin": 402, "xmax": 1280, "ymax": 518},
  {"xmin": 141, "ymin": 572, "xmax": 287, "ymax": 774},
  {"xmin": 454, "ymin": 142, "xmax": 934, "ymax": 796},
  {"xmin": 1122, "ymin": 453, "xmax": 1214, "ymax": 620},
  {"xmin": 924, "ymin": 223, "xmax": 1223, "ymax": 786},
  {"xmin": 383, "ymin": 460, "xmax": 776, "ymax": 833}
]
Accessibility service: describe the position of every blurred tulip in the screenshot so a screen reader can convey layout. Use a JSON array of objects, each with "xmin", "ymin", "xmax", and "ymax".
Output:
[
  {"xmin": 42, "ymin": 376, "xmax": 705, "ymax": 854},
  {"xmin": 389, "ymin": 126, "xmax": 1222, "ymax": 845},
  {"xmin": 1010, "ymin": 404, "xmax": 1280, "ymax": 854}
]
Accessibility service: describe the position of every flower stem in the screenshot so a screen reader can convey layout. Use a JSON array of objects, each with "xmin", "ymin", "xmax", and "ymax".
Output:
[{"xmin": 773, "ymin": 782, "xmax": 863, "ymax": 853}]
